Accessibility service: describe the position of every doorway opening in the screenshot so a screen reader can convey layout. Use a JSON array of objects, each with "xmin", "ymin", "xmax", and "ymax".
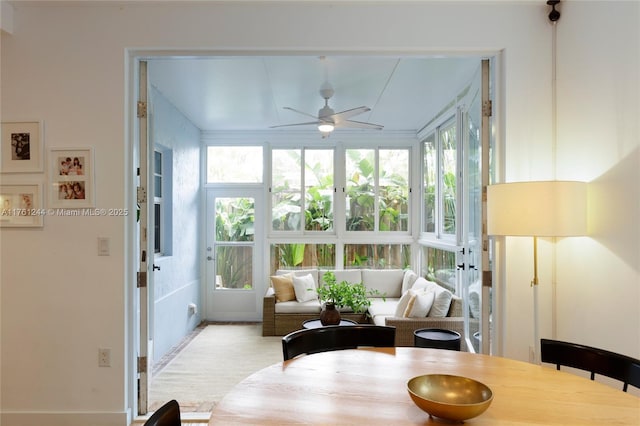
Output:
[{"xmin": 130, "ymin": 52, "xmax": 497, "ymax": 416}]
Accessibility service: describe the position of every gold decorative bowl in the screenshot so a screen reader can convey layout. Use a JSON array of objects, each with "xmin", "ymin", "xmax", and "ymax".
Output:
[{"xmin": 407, "ymin": 374, "xmax": 493, "ymax": 422}]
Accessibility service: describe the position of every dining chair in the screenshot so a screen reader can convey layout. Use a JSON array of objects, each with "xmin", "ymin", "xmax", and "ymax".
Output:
[
  {"xmin": 540, "ymin": 338, "xmax": 640, "ymax": 392},
  {"xmin": 282, "ymin": 325, "xmax": 396, "ymax": 361},
  {"xmin": 143, "ymin": 399, "xmax": 181, "ymax": 426},
  {"xmin": 623, "ymin": 358, "xmax": 640, "ymax": 392}
]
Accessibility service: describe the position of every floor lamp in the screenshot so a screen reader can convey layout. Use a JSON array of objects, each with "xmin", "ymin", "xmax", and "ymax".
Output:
[{"xmin": 487, "ymin": 181, "xmax": 587, "ymax": 363}]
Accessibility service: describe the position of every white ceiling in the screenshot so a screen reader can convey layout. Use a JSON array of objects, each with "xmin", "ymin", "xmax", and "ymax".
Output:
[{"xmin": 147, "ymin": 55, "xmax": 481, "ymax": 134}]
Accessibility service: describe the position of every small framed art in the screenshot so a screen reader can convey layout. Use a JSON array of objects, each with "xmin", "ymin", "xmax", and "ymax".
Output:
[
  {"xmin": 0, "ymin": 184, "xmax": 44, "ymax": 227},
  {"xmin": 49, "ymin": 147, "xmax": 94, "ymax": 208},
  {"xmin": 1, "ymin": 121, "xmax": 44, "ymax": 173}
]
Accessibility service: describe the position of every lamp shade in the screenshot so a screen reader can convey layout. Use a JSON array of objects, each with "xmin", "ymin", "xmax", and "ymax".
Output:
[{"xmin": 487, "ymin": 181, "xmax": 587, "ymax": 237}]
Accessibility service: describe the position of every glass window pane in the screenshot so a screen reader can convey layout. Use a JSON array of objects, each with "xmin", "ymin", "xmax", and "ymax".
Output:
[
  {"xmin": 154, "ymin": 203, "xmax": 161, "ymax": 253},
  {"xmin": 421, "ymin": 246, "xmax": 456, "ymax": 293},
  {"xmin": 207, "ymin": 146, "xmax": 263, "ymax": 183},
  {"xmin": 379, "ymin": 149, "xmax": 409, "ymax": 232},
  {"xmin": 215, "ymin": 197, "xmax": 255, "ymax": 242},
  {"xmin": 345, "ymin": 149, "xmax": 375, "ymax": 231},
  {"xmin": 154, "ymin": 150, "xmax": 162, "ymax": 174},
  {"xmin": 216, "ymin": 245, "xmax": 253, "ymax": 289},
  {"xmin": 304, "ymin": 149, "xmax": 334, "ymax": 231},
  {"xmin": 154, "ymin": 175, "xmax": 162, "ymax": 198},
  {"xmin": 344, "ymin": 244, "xmax": 410, "ymax": 269},
  {"xmin": 440, "ymin": 122, "xmax": 457, "ymax": 235},
  {"xmin": 423, "ymin": 133, "xmax": 436, "ymax": 232},
  {"xmin": 270, "ymin": 243, "xmax": 335, "ymax": 273},
  {"xmin": 272, "ymin": 149, "xmax": 302, "ymax": 231}
]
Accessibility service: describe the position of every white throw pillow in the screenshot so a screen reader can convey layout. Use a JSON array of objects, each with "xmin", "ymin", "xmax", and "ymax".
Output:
[
  {"xmin": 394, "ymin": 290, "xmax": 414, "ymax": 317},
  {"xmin": 403, "ymin": 290, "xmax": 435, "ymax": 318},
  {"xmin": 410, "ymin": 277, "xmax": 453, "ymax": 317},
  {"xmin": 292, "ymin": 273, "xmax": 318, "ymax": 303},
  {"xmin": 427, "ymin": 286, "xmax": 453, "ymax": 317},
  {"xmin": 411, "ymin": 276, "xmax": 431, "ymax": 291},
  {"xmin": 401, "ymin": 270, "xmax": 419, "ymax": 294}
]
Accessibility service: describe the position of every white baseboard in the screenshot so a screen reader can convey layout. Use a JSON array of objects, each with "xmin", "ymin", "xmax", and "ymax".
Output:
[{"xmin": 1, "ymin": 411, "xmax": 128, "ymax": 426}]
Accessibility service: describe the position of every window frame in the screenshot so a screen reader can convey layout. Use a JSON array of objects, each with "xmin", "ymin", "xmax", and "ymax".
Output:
[
  {"xmin": 420, "ymin": 114, "xmax": 459, "ymax": 245},
  {"xmin": 268, "ymin": 141, "xmax": 414, "ymax": 271},
  {"xmin": 153, "ymin": 147, "xmax": 173, "ymax": 256},
  {"xmin": 269, "ymin": 146, "xmax": 337, "ymax": 236},
  {"xmin": 343, "ymin": 146, "xmax": 412, "ymax": 236}
]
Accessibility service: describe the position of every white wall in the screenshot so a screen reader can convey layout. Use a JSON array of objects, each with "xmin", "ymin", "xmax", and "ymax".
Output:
[
  {"xmin": 553, "ymin": 1, "xmax": 639, "ymax": 357},
  {"xmin": 0, "ymin": 1, "xmax": 637, "ymax": 424},
  {"xmin": 148, "ymin": 86, "xmax": 202, "ymax": 361}
]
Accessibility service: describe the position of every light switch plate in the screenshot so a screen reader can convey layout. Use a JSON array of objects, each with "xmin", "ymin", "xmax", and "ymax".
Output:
[{"xmin": 98, "ymin": 237, "xmax": 110, "ymax": 256}]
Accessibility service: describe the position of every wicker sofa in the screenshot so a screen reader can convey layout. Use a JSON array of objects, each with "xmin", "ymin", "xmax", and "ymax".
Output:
[{"xmin": 262, "ymin": 268, "xmax": 478, "ymax": 350}]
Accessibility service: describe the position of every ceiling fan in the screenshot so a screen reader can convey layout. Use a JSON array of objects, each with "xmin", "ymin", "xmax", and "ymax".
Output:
[{"xmin": 270, "ymin": 82, "xmax": 384, "ymax": 137}]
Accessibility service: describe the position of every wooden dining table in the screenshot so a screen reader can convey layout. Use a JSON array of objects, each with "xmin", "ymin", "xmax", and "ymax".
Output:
[{"xmin": 209, "ymin": 347, "xmax": 640, "ymax": 425}]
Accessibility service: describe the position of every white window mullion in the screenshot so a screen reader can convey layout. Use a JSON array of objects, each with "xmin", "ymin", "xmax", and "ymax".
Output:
[
  {"xmin": 456, "ymin": 107, "xmax": 465, "ymax": 248},
  {"xmin": 334, "ymin": 145, "xmax": 346, "ymax": 268},
  {"xmin": 436, "ymin": 126, "xmax": 444, "ymax": 239},
  {"xmin": 300, "ymin": 148, "xmax": 306, "ymax": 234},
  {"xmin": 374, "ymin": 148, "xmax": 380, "ymax": 232}
]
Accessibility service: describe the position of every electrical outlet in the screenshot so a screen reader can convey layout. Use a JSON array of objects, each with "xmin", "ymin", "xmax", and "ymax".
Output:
[{"xmin": 98, "ymin": 348, "xmax": 111, "ymax": 367}]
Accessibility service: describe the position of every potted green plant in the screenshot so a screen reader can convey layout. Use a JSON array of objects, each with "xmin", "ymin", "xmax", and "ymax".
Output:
[{"xmin": 316, "ymin": 271, "xmax": 383, "ymax": 325}]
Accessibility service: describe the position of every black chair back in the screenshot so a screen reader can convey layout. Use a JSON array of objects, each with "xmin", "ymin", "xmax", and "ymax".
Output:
[
  {"xmin": 624, "ymin": 358, "xmax": 640, "ymax": 392},
  {"xmin": 144, "ymin": 399, "xmax": 181, "ymax": 426},
  {"xmin": 541, "ymin": 338, "xmax": 640, "ymax": 392},
  {"xmin": 282, "ymin": 325, "xmax": 396, "ymax": 361}
]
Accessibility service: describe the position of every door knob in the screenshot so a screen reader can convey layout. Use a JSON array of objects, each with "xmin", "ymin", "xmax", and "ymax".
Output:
[{"xmin": 153, "ymin": 264, "xmax": 161, "ymax": 271}]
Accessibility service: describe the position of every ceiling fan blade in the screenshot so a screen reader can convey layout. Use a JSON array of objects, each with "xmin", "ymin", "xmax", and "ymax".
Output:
[
  {"xmin": 330, "ymin": 106, "xmax": 370, "ymax": 122},
  {"xmin": 337, "ymin": 119, "xmax": 384, "ymax": 130},
  {"xmin": 283, "ymin": 106, "xmax": 318, "ymax": 120},
  {"xmin": 270, "ymin": 120, "xmax": 321, "ymax": 129}
]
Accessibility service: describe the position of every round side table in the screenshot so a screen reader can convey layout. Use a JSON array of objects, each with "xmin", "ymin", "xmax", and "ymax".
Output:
[
  {"xmin": 414, "ymin": 328, "xmax": 461, "ymax": 351},
  {"xmin": 302, "ymin": 318, "xmax": 358, "ymax": 329}
]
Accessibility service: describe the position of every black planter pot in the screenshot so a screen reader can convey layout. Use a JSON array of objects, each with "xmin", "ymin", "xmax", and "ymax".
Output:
[{"xmin": 320, "ymin": 302, "xmax": 341, "ymax": 325}]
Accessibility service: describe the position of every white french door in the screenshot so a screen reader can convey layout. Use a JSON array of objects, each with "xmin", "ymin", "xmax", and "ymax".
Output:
[
  {"xmin": 420, "ymin": 59, "xmax": 491, "ymax": 354},
  {"xmin": 459, "ymin": 59, "xmax": 489, "ymax": 354},
  {"xmin": 205, "ymin": 188, "xmax": 264, "ymax": 321}
]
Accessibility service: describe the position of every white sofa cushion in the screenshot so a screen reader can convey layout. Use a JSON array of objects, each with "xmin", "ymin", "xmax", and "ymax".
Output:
[
  {"xmin": 292, "ymin": 273, "xmax": 318, "ymax": 303},
  {"xmin": 368, "ymin": 298, "xmax": 399, "ymax": 326},
  {"xmin": 274, "ymin": 299, "xmax": 321, "ymax": 314},
  {"xmin": 368, "ymin": 298, "xmax": 399, "ymax": 317},
  {"xmin": 362, "ymin": 269, "xmax": 404, "ymax": 297}
]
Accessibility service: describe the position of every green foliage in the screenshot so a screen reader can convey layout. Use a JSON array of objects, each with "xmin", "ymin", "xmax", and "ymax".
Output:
[
  {"xmin": 305, "ymin": 186, "xmax": 333, "ymax": 231},
  {"xmin": 346, "ymin": 151, "xmax": 376, "ymax": 231},
  {"xmin": 279, "ymin": 243, "xmax": 305, "ymax": 267},
  {"xmin": 317, "ymin": 271, "xmax": 384, "ymax": 314},
  {"xmin": 215, "ymin": 198, "xmax": 255, "ymax": 242},
  {"xmin": 442, "ymin": 171, "xmax": 457, "ymax": 233},
  {"xmin": 215, "ymin": 198, "xmax": 254, "ymax": 289}
]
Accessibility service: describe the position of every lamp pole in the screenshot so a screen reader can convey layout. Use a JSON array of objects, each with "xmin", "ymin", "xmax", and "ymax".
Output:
[{"xmin": 531, "ymin": 236, "xmax": 539, "ymax": 363}]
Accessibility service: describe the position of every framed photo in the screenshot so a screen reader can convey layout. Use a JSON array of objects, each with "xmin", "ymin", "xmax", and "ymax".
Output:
[
  {"xmin": 0, "ymin": 184, "xmax": 44, "ymax": 227},
  {"xmin": 49, "ymin": 147, "xmax": 94, "ymax": 208},
  {"xmin": 1, "ymin": 121, "xmax": 44, "ymax": 173}
]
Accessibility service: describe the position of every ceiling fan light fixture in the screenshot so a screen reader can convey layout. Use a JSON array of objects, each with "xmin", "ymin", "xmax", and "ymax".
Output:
[{"xmin": 318, "ymin": 123, "xmax": 335, "ymax": 132}]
